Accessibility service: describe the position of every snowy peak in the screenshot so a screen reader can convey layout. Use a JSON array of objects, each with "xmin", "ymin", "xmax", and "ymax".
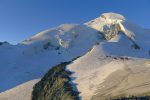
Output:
[
  {"xmin": 84, "ymin": 12, "xmax": 150, "ymax": 58},
  {"xmin": 21, "ymin": 13, "xmax": 144, "ymax": 51},
  {"xmin": 100, "ymin": 12, "xmax": 126, "ymax": 20},
  {"xmin": 86, "ymin": 12, "xmax": 141, "ymax": 49},
  {"xmin": 86, "ymin": 12, "xmax": 133, "ymax": 40},
  {"xmin": 19, "ymin": 12, "xmax": 150, "ymax": 58},
  {"xmin": 86, "ymin": 12, "xmax": 126, "ymax": 30}
]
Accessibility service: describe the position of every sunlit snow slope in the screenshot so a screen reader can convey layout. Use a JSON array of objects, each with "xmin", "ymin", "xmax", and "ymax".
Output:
[{"xmin": 67, "ymin": 45, "xmax": 150, "ymax": 100}]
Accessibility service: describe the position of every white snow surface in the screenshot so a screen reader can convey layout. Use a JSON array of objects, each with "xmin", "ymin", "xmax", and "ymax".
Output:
[
  {"xmin": 0, "ymin": 79, "xmax": 39, "ymax": 100},
  {"xmin": 67, "ymin": 45, "xmax": 150, "ymax": 99},
  {"xmin": 0, "ymin": 12, "xmax": 150, "ymax": 100},
  {"xmin": 67, "ymin": 45, "xmax": 125, "ymax": 99},
  {"xmin": 0, "ymin": 24, "xmax": 101, "ymax": 92}
]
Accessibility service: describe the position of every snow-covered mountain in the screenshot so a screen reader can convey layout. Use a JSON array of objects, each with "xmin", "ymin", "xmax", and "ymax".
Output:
[
  {"xmin": 0, "ymin": 12, "xmax": 150, "ymax": 100},
  {"xmin": 86, "ymin": 12, "xmax": 150, "ymax": 58}
]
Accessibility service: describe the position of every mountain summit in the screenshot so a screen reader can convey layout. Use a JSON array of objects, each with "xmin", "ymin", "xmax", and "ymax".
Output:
[
  {"xmin": 86, "ymin": 12, "xmax": 150, "ymax": 57},
  {"xmin": 0, "ymin": 12, "xmax": 150, "ymax": 100},
  {"xmin": 86, "ymin": 12, "xmax": 133, "ymax": 40}
]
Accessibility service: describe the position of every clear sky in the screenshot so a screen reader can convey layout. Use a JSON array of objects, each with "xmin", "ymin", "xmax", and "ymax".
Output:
[{"xmin": 0, "ymin": 0, "xmax": 150, "ymax": 44}]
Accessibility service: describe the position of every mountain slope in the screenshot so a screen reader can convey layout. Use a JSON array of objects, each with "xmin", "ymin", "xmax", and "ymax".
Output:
[
  {"xmin": 67, "ymin": 44, "xmax": 150, "ymax": 100},
  {"xmin": 0, "ymin": 12, "xmax": 150, "ymax": 100},
  {"xmin": 0, "ymin": 24, "xmax": 102, "ymax": 92},
  {"xmin": 0, "ymin": 79, "xmax": 39, "ymax": 100}
]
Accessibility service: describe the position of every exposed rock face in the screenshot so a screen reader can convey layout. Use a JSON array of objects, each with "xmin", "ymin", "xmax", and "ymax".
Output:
[{"xmin": 31, "ymin": 62, "xmax": 79, "ymax": 100}]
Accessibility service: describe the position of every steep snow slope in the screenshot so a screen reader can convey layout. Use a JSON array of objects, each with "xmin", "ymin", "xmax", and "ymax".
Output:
[
  {"xmin": 0, "ymin": 12, "xmax": 150, "ymax": 100},
  {"xmin": 67, "ymin": 44, "xmax": 150, "ymax": 100}
]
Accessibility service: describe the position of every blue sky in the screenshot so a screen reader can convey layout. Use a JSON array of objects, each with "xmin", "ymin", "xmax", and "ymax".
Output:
[{"xmin": 0, "ymin": 0, "xmax": 150, "ymax": 44}]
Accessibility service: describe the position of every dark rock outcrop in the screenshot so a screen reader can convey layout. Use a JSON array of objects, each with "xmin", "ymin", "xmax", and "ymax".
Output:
[{"xmin": 31, "ymin": 62, "xmax": 79, "ymax": 100}]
